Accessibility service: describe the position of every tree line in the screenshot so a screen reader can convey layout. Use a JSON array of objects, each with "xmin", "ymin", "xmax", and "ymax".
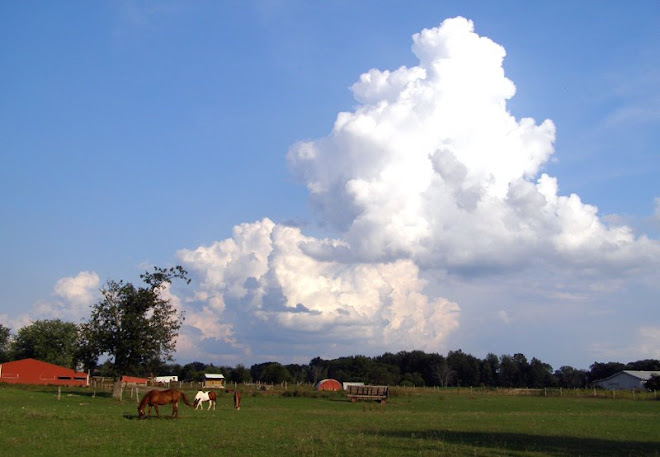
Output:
[
  {"xmin": 149, "ymin": 352, "xmax": 660, "ymax": 389},
  {"xmin": 1, "ymin": 265, "xmax": 658, "ymax": 390},
  {"xmin": 3, "ymin": 316, "xmax": 657, "ymax": 389}
]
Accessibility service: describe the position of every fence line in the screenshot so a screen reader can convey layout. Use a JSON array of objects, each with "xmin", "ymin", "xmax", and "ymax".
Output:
[
  {"xmin": 82, "ymin": 379, "xmax": 659, "ymax": 402},
  {"xmin": 399, "ymin": 386, "xmax": 658, "ymax": 401}
]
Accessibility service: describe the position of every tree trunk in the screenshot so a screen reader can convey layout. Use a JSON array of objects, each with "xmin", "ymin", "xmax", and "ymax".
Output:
[{"xmin": 112, "ymin": 380, "xmax": 123, "ymax": 401}]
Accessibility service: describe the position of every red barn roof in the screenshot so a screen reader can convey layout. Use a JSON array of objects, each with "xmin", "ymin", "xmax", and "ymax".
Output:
[{"xmin": 0, "ymin": 358, "xmax": 89, "ymax": 387}]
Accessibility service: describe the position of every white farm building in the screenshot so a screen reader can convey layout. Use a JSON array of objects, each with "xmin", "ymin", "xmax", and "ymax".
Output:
[
  {"xmin": 154, "ymin": 375, "xmax": 178, "ymax": 385},
  {"xmin": 594, "ymin": 370, "xmax": 660, "ymax": 390}
]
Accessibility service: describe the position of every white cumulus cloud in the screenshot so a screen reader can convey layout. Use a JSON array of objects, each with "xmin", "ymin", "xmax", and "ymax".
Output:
[
  {"xmin": 30, "ymin": 271, "xmax": 101, "ymax": 322},
  {"xmin": 287, "ymin": 17, "xmax": 659, "ymax": 274},
  {"xmin": 178, "ymin": 219, "xmax": 459, "ymax": 359},
  {"xmin": 175, "ymin": 17, "xmax": 659, "ymax": 365},
  {"xmin": 638, "ymin": 326, "xmax": 660, "ymax": 360},
  {"xmin": 53, "ymin": 271, "xmax": 100, "ymax": 307}
]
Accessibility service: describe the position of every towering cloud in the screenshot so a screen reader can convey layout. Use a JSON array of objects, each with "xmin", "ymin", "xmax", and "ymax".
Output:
[
  {"xmin": 177, "ymin": 17, "xmax": 659, "ymax": 362},
  {"xmin": 288, "ymin": 17, "xmax": 657, "ymax": 273}
]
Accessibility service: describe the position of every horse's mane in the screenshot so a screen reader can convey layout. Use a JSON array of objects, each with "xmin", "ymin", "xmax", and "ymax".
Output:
[{"xmin": 138, "ymin": 390, "xmax": 152, "ymax": 410}]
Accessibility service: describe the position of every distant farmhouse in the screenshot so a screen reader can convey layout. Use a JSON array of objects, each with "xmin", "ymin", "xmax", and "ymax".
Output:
[{"xmin": 594, "ymin": 370, "xmax": 660, "ymax": 390}]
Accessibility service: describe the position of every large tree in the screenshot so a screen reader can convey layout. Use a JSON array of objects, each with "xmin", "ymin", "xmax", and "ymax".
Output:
[
  {"xmin": 554, "ymin": 365, "xmax": 587, "ymax": 388},
  {"xmin": 447, "ymin": 349, "xmax": 480, "ymax": 387},
  {"xmin": 259, "ymin": 362, "xmax": 291, "ymax": 384},
  {"xmin": 79, "ymin": 266, "xmax": 190, "ymax": 379},
  {"xmin": 11, "ymin": 319, "xmax": 79, "ymax": 368},
  {"xmin": 0, "ymin": 323, "xmax": 11, "ymax": 363},
  {"xmin": 588, "ymin": 361, "xmax": 625, "ymax": 383},
  {"xmin": 646, "ymin": 374, "xmax": 660, "ymax": 391}
]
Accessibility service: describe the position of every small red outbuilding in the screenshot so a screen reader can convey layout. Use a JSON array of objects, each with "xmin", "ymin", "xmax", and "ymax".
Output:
[
  {"xmin": 0, "ymin": 358, "xmax": 89, "ymax": 387},
  {"xmin": 121, "ymin": 375, "xmax": 148, "ymax": 386},
  {"xmin": 315, "ymin": 378, "xmax": 342, "ymax": 391}
]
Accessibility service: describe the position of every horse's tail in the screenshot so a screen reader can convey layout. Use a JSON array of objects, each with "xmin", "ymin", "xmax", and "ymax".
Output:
[{"xmin": 180, "ymin": 391, "xmax": 193, "ymax": 407}]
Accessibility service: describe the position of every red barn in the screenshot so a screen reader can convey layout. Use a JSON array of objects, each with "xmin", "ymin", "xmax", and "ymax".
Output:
[
  {"xmin": 121, "ymin": 375, "xmax": 148, "ymax": 386},
  {"xmin": 315, "ymin": 378, "xmax": 342, "ymax": 391},
  {"xmin": 0, "ymin": 358, "xmax": 89, "ymax": 387}
]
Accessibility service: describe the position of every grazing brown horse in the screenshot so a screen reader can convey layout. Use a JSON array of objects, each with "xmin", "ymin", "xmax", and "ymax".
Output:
[
  {"xmin": 138, "ymin": 389, "xmax": 192, "ymax": 419},
  {"xmin": 226, "ymin": 389, "xmax": 242, "ymax": 410}
]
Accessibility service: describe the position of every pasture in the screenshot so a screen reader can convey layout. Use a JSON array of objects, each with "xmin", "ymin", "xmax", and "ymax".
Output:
[{"xmin": 0, "ymin": 385, "xmax": 658, "ymax": 456}]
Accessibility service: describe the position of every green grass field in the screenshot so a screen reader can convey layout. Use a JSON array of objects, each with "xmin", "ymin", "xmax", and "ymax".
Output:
[{"xmin": 0, "ymin": 385, "xmax": 658, "ymax": 456}]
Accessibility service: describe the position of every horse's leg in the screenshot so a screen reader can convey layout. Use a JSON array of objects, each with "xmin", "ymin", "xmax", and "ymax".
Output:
[
  {"xmin": 154, "ymin": 404, "xmax": 160, "ymax": 418},
  {"xmin": 172, "ymin": 401, "xmax": 178, "ymax": 418}
]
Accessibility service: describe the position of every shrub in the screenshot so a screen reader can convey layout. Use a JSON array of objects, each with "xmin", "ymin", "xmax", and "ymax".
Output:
[{"xmin": 645, "ymin": 374, "xmax": 660, "ymax": 391}]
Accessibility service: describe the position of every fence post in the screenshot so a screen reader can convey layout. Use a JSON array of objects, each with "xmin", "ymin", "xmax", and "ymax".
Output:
[{"xmin": 57, "ymin": 386, "xmax": 61, "ymax": 400}]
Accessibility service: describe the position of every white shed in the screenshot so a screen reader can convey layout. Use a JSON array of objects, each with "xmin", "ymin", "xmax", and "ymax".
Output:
[{"xmin": 594, "ymin": 370, "xmax": 660, "ymax": 390}]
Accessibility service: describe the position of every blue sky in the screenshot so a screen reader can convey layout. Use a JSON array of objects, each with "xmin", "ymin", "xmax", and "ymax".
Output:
[{"xmin": 1, "ymin": 1, "xmax": 659, "ymax": 371}]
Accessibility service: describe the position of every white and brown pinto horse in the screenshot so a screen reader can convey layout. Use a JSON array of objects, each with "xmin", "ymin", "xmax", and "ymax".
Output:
[{"xmin": 193, "ymin": 390, "xmax": 218, "ymax": 410}]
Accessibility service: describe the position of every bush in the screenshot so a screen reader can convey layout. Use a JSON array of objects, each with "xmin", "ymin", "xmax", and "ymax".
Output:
[{"xmin": 645, "ymin": 374, "xmax": 660, "ymax": 391}]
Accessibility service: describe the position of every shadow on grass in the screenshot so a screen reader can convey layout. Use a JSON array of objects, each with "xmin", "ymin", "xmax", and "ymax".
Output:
[
  {"xmin": 37, "ymin": 389, "xmax": 112, "ymax": 398},
  {"xmin": 73, "ymin": 390, "xmax": 112, "ymax": 398},
  {"xmin": 373, "ymin": 429, "xmax": 660, "ymax": 456},
  {"xmin": 123, "ymin": 414, "xmax": 180, "ymax": 420}
]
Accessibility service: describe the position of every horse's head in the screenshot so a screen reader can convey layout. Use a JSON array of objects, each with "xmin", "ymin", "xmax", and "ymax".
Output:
[{"xmin": 137, "ymin": 405, "xmax": 145, "ymax": 418}]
